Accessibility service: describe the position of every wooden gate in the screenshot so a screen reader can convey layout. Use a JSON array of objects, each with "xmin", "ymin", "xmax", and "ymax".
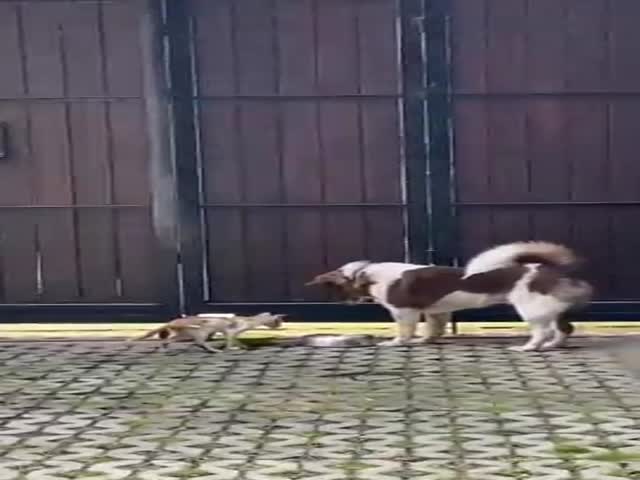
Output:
[
  {"xmin": 0, "ymin": 0, "xmax": 174, "ymax": 320},
  {"xmin": 181, "ymin": 0, "xmax": 411, "ymax": 318},
  {"xmin": 450, "ymin": 0, "xmax": 640, "ymax": 317},
  {"xmin": 2, "ymin": 0, "xmax": 640, "ymax": 321}
]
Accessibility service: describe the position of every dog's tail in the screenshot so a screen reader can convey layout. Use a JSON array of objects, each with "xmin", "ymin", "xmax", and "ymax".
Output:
[
  {"xmin": 464, "ymin": 241, "xmax": 581, "ymax": 276},
  {"xmin": 128, "ymin": 326, "xmax": 171, "ymax": 342}
]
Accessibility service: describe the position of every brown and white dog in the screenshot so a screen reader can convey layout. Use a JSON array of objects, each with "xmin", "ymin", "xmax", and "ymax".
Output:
[{"xmin": 306, "ymin": 242, "xmax": 593, "ymax": 351}]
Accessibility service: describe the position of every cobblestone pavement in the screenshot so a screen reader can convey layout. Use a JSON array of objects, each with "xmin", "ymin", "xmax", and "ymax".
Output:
[{"xmin": 1, "ymin": 337, "xmax": 639, "ymax": 480}]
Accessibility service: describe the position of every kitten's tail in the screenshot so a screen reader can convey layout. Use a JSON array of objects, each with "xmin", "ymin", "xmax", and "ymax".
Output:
[{"xmin": 128, "ymin": 326, "xmax": 171, "ymax": 341}]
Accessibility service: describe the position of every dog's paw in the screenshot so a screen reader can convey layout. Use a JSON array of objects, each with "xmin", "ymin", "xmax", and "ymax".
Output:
[{"xmin": 508, "ymin": 345, "xmax": 539, "ymax": 352}]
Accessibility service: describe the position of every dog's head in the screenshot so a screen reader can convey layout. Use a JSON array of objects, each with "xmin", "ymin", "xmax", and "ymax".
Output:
[{"xmin": 305, "ymin": 261, "xmax": 374, "ymax": 303}]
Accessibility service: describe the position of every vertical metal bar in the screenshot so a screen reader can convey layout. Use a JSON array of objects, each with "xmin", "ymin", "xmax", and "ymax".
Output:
[
  {"xmin": 140, "ymin": 0, "xmax": 180, "ymax": 314},
  {"xmin": 271, "ymin": 0, "xmax": 290, "ymax": 299},
  {"xmin": 188, "ymin": 15, "xmax": 210, "ymax": 302},
  {"xmin": 163, "ymin": 0, "xmax": 204, "ymax": 314},
  {"xmin": 312, "ymin": 0, "xmax": 329, "ymax": 272},
  {"xmin": 424, "ymin": 0, "xmax": 455, "ymax": 266},
  {"xmin": 58, "ymin": 23, "xmax": 83, "ymax": 299},
  {"xmin": 353, "ymin": 2, "xmax": 370, "ymax": 259},
  {"xmin": 96, "ymin": 0, "xmax": 123, "ymax": 297},
  {"xmin": 400, "ymin": 0, "xmax": 429, "ymax": 264}
]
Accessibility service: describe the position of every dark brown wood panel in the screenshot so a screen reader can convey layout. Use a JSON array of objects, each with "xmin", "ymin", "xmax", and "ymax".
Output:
[
  {"xmin": 0, "ymin": 104, "xmax": 32, "ymax": 205},
  {"xmin": 238, "ymin": 102, "xmax": 282, "ymax": 203},
  {"xmin": 115, "ymin": 210, "xmax": 156, "ymax": 302},
  {"xmin": 281, "ymin": 102, "xmax": 322, "ymax": 203},
  {"xmin": 609, "ymin": 209, "xmax": 640, "ymax": 299},
  {"xmin": 361, "ymin": 100, "xmax": 402, "ymax": 202},
  {"xmin": 453, "ymin": 100, "xmax": 489, "ymax": 202},
  {"xmin": 233, "ymin": 0, "xmax": 278, "ymax": 96},
  {"xmin": 486, "ymin": 100, "xmax": 528, "ymax": 201},
  {"xmin": 450, "ymin": 0, "xmax": 487, "ymax": 93},
  {"xmin": 610, "ymin": 0, "xmax": 640, "ymax": 92},
  {"xmin": 206, "ymin": 209, "xmax": 247, "ymax": 301},
  {"xmin": 101, "ymin": 0, "xmax": 144, "ymax": 97},
  {"xmin": 76, "ymin": 209, "xmax": 118, "ymax": 301},
  {"xmin": 200, "ymin": 103, "xmax": 243, "ymax": 203},
  {"xmin": 454, "ymin": 98, "xmax": 625, "ymax": 202},
  {"xmin": 357, "ymin": 0, "xmax": 400, "ymax": 95},
  {"xmin": 316, "ymin": 0, "xmax": 360, "ymax": 95},
  {"xmin": 37, "ymin": 210, "xmax": 79, "ymax": 301},
  {"xmin": 281, "ymin": 103, "xmax": 326, "ymax": 300},
  {"xmin": 276, "ymin": 0, "xmax": 317, "ymax": 96},
  {"xmin": 285, "ymin": 209, "xmax": 325, "ymax": 301},
  {"xmin": 0, "ymin": 212, "xmax": 38, "ymax": 303},
  {"xmin": 68, "ymin": 102, "xmax": 111, "ymax": 203},
  {"xmin": 0, "ymin": 3, "xmax": 24, "ymax": 98},
  {"xmin": 364, "ymin": 209, "xmax": 405, "ymax": 262},
  {"xmin": 609, "ymin": 99, "xmax": 640, "ymax": 201},
  {"xmin": 58, "ymin": 2, "xmax": 104, "ymax": 97},
  {"xmin": 190, "ymin": 0, "xmax": 235, "ymax": 97},
  {"xmin": 452, "ymin": 0, "xmax": 640, "ymax": 94},
  {"xmin": 325, "ymin": 209, "xmax": 367, "ymax": 267},
  {"xmin": 570, "ymin": 207, "xmax": 612, "ymax": 299},
  {"xmin": 69, "ymin": 102, "xmax": 118, "ymax": 300},
  {"xmin": 566, "ymin": 0, "xmax": 609, "ymax": 92},
  {"xmin": 457, "ymin": 210, "xmax": 493, "ymax": 262},
  {"xmin": 320, "ymin": 101, "xmax": 363, "ymax": 203},
  {"xmin": 109, "ymin": 102, "xmax": 150, "ymax": 205},
  {"xmin": 245, "ymin": 210, "xmax": 288, "ymax": 301},
  {"xmin": 29, "ymin": 103, "xmax": 79, "ymax": 301},
  {"xmin": 488, "ymin": 210, "xmax": 530, "ymax": 246},
  {"xmin": 108, "ymin": 101, "xmax": 154, "ymax": 300},
  {"xmin": 565, "ymin": 99, "xmax": 609, "ymax": 201},
  {"xmin": 486, "ymin": 0, "xmax": 527, "ymax": 93},
  {"xmin": 20, "ymin": 2, "xmax": 66, "ymax": 97},
  {"xmin": 526, "ymin": 100, "xmax": 569, "ymax": 201},
  {"xmin": 0, "ymin": 0, "xmax": 157, "ymax": 305},
  {"xmin": 525, "ymin": 0, "xmax": 567, "ymax": 93}
]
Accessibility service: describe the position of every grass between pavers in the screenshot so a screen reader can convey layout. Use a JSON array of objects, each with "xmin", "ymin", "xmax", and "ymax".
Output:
[{"xmin": 0, "ymin": 321, "xmax": 640, "ymax": 339}]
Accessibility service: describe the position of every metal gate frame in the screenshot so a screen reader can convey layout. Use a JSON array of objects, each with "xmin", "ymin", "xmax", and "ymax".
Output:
[{"xmin": 2, "ymin": 0, "xmax": 639, "ymax": 322}]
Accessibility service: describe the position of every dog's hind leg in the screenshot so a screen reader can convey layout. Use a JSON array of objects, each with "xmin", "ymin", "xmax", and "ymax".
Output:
[
  {"xmin": 379, "ymin": 308, "xmax": 420, "ymax": 346},
  {"xmin": 541, "ymin": 314, "xmax": 574, "ymax": 350},
  {"xmin": 509, "ymin": 315, "xmax": 555, "ymax": 352},
  {"xmin": 510, "ymin": 299, "xmax": 560, "ymax": 352}
]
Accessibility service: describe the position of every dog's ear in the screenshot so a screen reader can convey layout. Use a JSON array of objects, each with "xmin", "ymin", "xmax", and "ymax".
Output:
[{"xmin": 305, "ymin": 270, "xmax": 347, "ymax": 286}]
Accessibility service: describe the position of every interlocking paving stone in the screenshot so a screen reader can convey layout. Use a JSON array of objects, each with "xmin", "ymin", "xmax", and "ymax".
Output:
[{"xmin": 0, "ymin": 337, "xmax": 639, "ymax": 479}]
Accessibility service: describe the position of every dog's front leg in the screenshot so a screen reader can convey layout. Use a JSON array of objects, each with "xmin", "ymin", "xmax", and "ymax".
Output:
[
  {"xmin": 417, "ymin": 313, "xmax": 450, "ymax": 343},
  {"xmin": 379, "ymin": 309, "xmax": 420, "ymax": 346}
]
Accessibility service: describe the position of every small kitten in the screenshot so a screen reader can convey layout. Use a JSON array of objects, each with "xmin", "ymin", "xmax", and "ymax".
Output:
[{"xmin": 130, "ymin": 312, "xmax": 285, "ymax": 352}]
